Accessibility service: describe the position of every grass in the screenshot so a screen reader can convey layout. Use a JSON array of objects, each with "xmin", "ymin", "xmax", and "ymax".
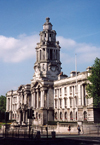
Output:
[{"xmin": 0, "ymin": 122, "xmax": 12, "ymax": 129}]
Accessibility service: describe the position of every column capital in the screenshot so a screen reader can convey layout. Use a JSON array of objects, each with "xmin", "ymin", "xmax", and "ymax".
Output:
[
  {"xmin": 31, "ymin": 89, "xmax": 36, "ymax": 93},
  {"xmin": 40, "ymin": 87, "xmax": 47, "ymax": 91}
]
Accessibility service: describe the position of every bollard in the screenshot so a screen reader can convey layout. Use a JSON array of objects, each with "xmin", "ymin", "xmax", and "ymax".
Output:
[
  {"xmin": 51, "ymin": 131, "xmax": 56, "ymax": 139},
  {"xmin": 36, "ymin": 131, "xmax": 41, "ymax": 139}
]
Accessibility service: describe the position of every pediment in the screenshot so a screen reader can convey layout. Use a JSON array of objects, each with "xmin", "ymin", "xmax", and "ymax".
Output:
[
  {"xmin": 17, "ymin": 85, "xmax": 24, "ymax": 91},
  {"xmin": 32, "ymin": 81, "xmax": 43, "ymax": 89}
]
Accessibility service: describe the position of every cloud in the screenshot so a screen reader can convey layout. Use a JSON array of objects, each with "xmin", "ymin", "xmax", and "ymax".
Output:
[
  {"xmin": 0, "ymin": 34, "xmax": 39, "ymax": 62},
  {"xmin": 57, "ymin": 36, "xmax": 100, "ymax": 64},
  {"xmin": 57, "ymin": 36, "xmax": 76, "ymax": 49},
  {"xmin": 0, "ymin": 34, "xmax": 100, "ymax": 65}
]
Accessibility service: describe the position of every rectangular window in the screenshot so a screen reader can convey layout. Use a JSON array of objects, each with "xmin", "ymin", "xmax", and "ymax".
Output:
[
  {"xmin": 75, "ymin": 86, "xmax": 78, "ymax": 94},
  {"xmin": 55, "ymin": 89, "xmax": 57, "ymax": 97},
  {"xmin": 64, "ymin": 87, "xmax": 67, "ymax": 95},
  {"xmin": 70, "ymin": 86, "xmax": 72, "ymax": 95},
  {"xmin": 76, "ymin": 97, "xmax": 77, "ymax": 106},
  {"xmin": 70, "ymin": 98, "xmax": 73, "ymax": 107},
  {"xmin": 55, "ymin": 100, "xmax": 57, "ymax": 108},
  {"xmin": 8, "ymin": 98, "xmax": 10, "ymax": 110},
  {"xmin": 64, "ymin": 98, "xmax": 67, "ymax": 108},
  {"xmin": 60, "ymin": 88, "xmax": 62, "ymax": 96},
  {"xmin": 60, "ymin": 99, "xmax": 62, "ymax": 108}
]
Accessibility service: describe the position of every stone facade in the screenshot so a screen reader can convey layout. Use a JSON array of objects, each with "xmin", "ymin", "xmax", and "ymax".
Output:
[{"xmin": 6, "ymin": 18, "xmax": 100, "ymax": 126}]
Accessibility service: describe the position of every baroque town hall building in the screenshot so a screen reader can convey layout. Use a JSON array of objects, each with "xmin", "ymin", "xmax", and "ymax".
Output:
[{"xmin": 6, "ymin": 18, "xmax": 98, "ymax": 126}]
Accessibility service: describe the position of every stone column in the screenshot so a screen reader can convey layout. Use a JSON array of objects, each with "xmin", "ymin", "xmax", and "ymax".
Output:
[
  {"xmin": 23, "ymin": 111, "xmax": 25, "ymax": 123},
  {"xmin": 31, "ymin": 93, "xmax": 33, "ymax": 107},
  {"xmin": 48, "ymin": 49, "xmax": 50, "ymax": 59},
  {"xmin": 57, "ymin": 50, "xmax": 58, "ymax": 60},
  {"xmin": 37, "ymin": 90, "xmax": 39, "ymax": 109},
  {"xmin": 62, "ymin": 98, "xmax": 64, "ymax": 109},
  {"xmin": 45, "ymin": 48, "xmax": 47, "ymax": 60},
  {"xmin": 78, "ymin": 85, "xmax": 82, "ymax": 106},
  {"xmin": 41, "ymin": 90, "xmax": 44, "ymax": 108},
  {"xmin": 19, "ymin": 112, "xmax": 21, "ymax": 124},
  {"xmin": 39, "ymin": 50, "xmax": 42, "ymax": 60},
  {"xmin": 24, "ymin": 93, "xmax": 27, "ymax": 105},
  {"xmin": 46, "ymin": 91, "xmax": 48, "ymax": 108},
  {"xmin": 32, "ymin": 90, "xmax": 36, "ymax": 109},
  {"xmin": 82, "ymin": 85, "xmax": 84, "ymax": 106},
  {"xmin": 43, "ymin": 33, "xmax": 45, "ymax": 41},
  {"xmin": 10, "ymin": 97, "xmax": 12, "ymax": 111},
  {"xmin": 33, "ymin": 92, "xmax": 35, "ymax": 109},
  {"xmin": 41, "ymin": 49, "xmax": 43, "ymax": 60},
  {"xmin": 25, "ymin": 111, "xmax": 28, "ymax": 124}
]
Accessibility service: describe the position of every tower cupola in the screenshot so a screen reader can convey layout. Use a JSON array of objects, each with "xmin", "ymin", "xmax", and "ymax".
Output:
[
  {"xmin": 43, "ymin": 17, "xmax": 52, "ymax": 30},
  {"xmin": 33, "ymin": 17, "xmax": 62, "ymax": 81}
]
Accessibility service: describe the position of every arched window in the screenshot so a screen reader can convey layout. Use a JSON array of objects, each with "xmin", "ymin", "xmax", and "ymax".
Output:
[
  {"xmin": 84, "ymin": 111, "xmax": 87, "ymax": 121},
  {"xmin": 60, "ymin": 112, "xmax": 62, "ymax": 120},
  {"xmin": 65, "ymin": 112, "xmax": 67, "ymax": 120},
  {"xmin": 39, "ymin": 114, "xmax": 41, "ymax": 119},
  {"xmin": 70, "ymin": 112, "xmax": 73, "ymax": 120},
  {"xmin": 36, "ymin": 112, "xmax": 38, "ymax": 119},
  {"xmin": 55, "ymin": 112, "xmax": 57, "ymax": 120},
  {"xmin": 15, "ymin": 114, "xmax": 16, "ymax": 119}
]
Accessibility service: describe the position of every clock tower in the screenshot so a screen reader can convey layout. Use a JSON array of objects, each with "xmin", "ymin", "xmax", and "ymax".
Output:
[{"xmin": 33, "ymin": 17, "xmax": 62, "ymax": 81}]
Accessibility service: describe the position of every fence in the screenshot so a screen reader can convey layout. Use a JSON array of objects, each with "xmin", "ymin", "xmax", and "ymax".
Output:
[
  {"xmin": 0, "ymin": 123, "xmax": 100, "ymax": 138},
  {"xmin": 0, "ymin": 125, "xmax": 56, "ymax": 139}
]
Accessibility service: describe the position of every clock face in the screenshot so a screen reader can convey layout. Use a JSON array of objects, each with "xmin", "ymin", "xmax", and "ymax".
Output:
[{"xmin": 51, "ymin": 66, "xmax": 56, "ymax": 71}]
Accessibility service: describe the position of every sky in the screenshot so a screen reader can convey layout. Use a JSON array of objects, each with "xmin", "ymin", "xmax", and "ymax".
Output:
[{"xmin": 0, "ymin": 0, "xmax": 100, "ymax": 96}]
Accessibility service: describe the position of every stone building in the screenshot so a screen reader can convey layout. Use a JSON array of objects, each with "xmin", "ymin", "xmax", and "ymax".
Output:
[{"xmin": 6, "ymin": 17, "xmax": 100, "ymax": 126}]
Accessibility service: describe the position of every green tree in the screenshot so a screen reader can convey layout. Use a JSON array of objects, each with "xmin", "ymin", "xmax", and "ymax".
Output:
[
  {"xmin": 0, "ymin": 95, "xmax": 6, "ymax": 121},
  {"xmin": 86, "ymin": 57, "xmax": 100, "ymax": 107},
  {"xmin": 0, "ymin": 95, "xmax": 6, "ymax": 112}
]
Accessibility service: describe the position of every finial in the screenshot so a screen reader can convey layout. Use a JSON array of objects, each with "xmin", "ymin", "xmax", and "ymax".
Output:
[{"xmin": 46, "ymin": 17, "xmax": 50, "ymax": 23}]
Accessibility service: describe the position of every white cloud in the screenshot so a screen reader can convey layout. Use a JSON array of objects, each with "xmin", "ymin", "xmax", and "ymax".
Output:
[
  {"xmin": 0, "ymin": 34, "xmax": 100, "ymax": 65},
  {"xmin": 57, "ymin": 36, "xmax": 76, "ymax": 49},
  {"xmin": 58, "ymin": 36, "xmax": 100, "ymax": 64},
  {"xmin": 0, "ymin": 34, "xmax": 39, "ymax": 62}
]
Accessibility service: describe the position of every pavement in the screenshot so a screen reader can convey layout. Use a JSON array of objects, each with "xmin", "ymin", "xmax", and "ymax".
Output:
[{"xmin": 0, "ymin": 132, "xmax": 100, "ymax": 145}]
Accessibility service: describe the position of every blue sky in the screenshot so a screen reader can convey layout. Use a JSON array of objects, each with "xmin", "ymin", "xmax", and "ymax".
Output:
[{"xmin": 0, "ymin": 0, "xmax": 100, "ymax": 96}]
